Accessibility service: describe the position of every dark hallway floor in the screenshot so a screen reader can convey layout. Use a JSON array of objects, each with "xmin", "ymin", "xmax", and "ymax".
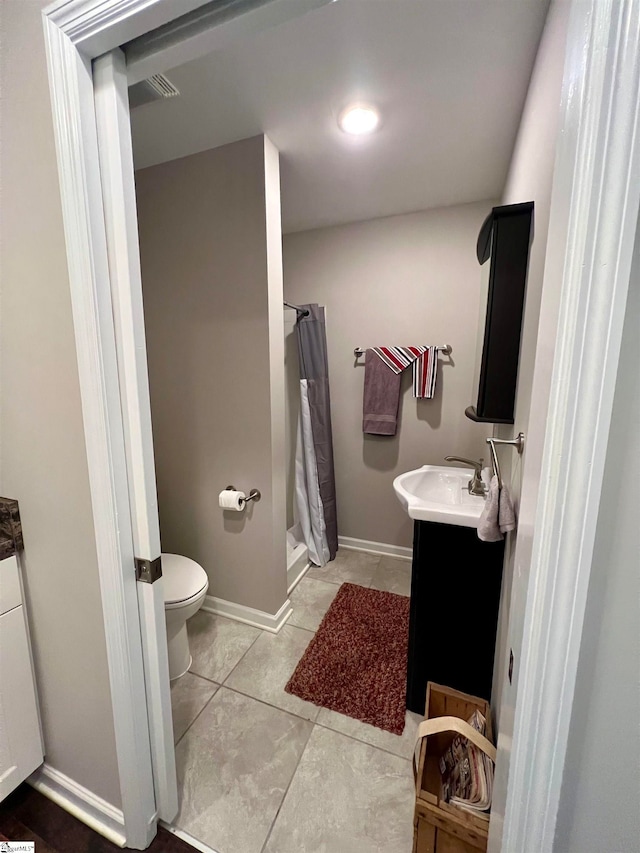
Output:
[{"xmin": 0, "ymin": 784, "xmax": 198, "ymax": 853}]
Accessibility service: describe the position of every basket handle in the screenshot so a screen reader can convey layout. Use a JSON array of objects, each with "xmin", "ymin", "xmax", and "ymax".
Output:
[{"xmin": 413, "ymin": 715, "xmax": 497, "ymax": 781}]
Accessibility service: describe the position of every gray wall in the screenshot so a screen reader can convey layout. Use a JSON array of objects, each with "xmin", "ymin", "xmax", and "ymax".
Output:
[
  {"xmin": 501, "ymin": 0, "xmax": 569, "ymax": 440},
  {"xmin": 136, "ymin": 136, "xmax": 288, "ymax": 616},
  {"xmin": 0, "ymin": 0, "xmax": 121, "ymax": 808},
  {"xmin": 554, "ymin": 227, "xmax": 640, "ymax": 853},
  {"xmin": 491, "ymin": 0, "xmax": 570, "ymax": 722},
  {"xmin": 283, "ymin": 202, "xmax": 491, "ymax": 548}
]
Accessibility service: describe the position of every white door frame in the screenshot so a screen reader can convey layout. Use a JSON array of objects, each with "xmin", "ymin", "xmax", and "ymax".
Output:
[
  {"xmin": 490, "ymin": 1, "xmax": 640, "ymax": 850},
  {"xmin": 41, "ymin": 0, "xmax": 331, "ymax": 848},
  {"xmin": 42, "ymin": 0, "xmax": 640, "ymax": 849},
  {"xmin": 92, "ymin": 46, "xmax": 178, "ymax": 828}
]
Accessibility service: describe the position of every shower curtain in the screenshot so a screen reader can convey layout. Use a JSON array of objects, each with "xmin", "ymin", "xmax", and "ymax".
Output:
[{"xmin": 294, "ymin": 304, "xmax": 338, "ymax": 566}]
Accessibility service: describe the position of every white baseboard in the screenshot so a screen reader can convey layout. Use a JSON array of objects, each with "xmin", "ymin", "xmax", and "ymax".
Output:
[
  {"xmin": 287, "ymin": 559, "xmax": 310, "ymax": 594},
  {"xmin": 338, "ymin": 535, "xmax": 412, "ymax": 561},
  {"xmin": 28, "ymin": 763, "xmax": 127, "ymax": 848},
  {"xmin": 160, "ymin": 821, "xmax": 221, "ymax": 852},
  {"xmin": 201, "ymin": 594, "xmax": 292, "ymax": 633}
]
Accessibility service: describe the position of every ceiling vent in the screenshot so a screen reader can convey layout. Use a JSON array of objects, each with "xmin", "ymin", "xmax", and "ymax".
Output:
[{"xmin": 128, "ymin": 74, "xmax": 180, "ymax": 109}]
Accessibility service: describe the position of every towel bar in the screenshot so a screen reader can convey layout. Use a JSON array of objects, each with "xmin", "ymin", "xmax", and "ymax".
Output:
[
  {"xmin": 485, "ymin": 433, "xmax": 525, "ymax": 487},
  {"xmin": 354, "ymin": 345, "xmax": 451, "ymax": 358}
]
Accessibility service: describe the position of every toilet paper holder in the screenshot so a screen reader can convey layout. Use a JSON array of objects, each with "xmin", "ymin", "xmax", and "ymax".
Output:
[{"xmin": 225, "ymin": 485, "xmax": 261, "ymax": 505}]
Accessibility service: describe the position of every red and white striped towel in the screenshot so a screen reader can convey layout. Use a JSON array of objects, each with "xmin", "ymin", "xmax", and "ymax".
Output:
[{"xmin": 371, "ymin": 346, "xmax": 438, "ymax": 399}]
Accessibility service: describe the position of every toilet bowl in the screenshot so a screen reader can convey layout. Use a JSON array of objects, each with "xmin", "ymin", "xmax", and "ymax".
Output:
[{"xmin": 162, "ymin": 553, "xmax": 209, "ymax": 680}]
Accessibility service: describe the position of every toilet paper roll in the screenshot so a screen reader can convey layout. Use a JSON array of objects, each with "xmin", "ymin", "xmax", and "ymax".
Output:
[{"xmin": 219, "ymin": 489, "xmax": 246, "ymax": 511}]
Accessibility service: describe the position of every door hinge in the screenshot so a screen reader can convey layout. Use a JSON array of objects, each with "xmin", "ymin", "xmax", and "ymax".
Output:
[{"xmin": 135, "ymin": 556, "xmax": 162, "ymax": 584}]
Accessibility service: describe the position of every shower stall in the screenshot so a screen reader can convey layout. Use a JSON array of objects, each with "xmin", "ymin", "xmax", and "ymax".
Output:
[
  {"xmin": 284, "ymin": 301, "xmax": 338, "ymax": 579},
  {"xmin": 284, "ymin": 307, "xmax": 309, "ymax": 589}
]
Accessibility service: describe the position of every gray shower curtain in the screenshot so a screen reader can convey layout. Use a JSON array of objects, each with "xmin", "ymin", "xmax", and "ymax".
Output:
[{"xmin": 294, "ymin": 304, "xmax": 337, "ymax": 566}]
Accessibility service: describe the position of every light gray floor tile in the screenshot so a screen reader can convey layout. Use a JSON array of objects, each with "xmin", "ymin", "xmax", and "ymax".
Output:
[
  {"xmin": 288, "ymin": 577, "xmax": 340, "ymax": 631},
  {"xmin": 263, "ymin": 726, "xmax": 414, "ymax": 853},
  {"xmin": 225, "ymin": 625, "xmax": 320, "ymax": 722},
  {"xmin": 175, "ymin": 687, "xmax": 313, "ymax": 853},
  {"xmin": 316, "ymin": 706, "xmax": 422, "ymax": 760},
  {"xmin": 187, "ymin": 611, "xmax": 260, "ymax": 683},
  {"xmin": 308, "ymin": 548, "xmax": 380, "ymax": 586},
  {"xmin": 369, "ymin": 556, "xmax": 412, "ymax": 597},
  {"xmin": 170, "ymin": 672, "xmax": 219, "ymax": 744}
]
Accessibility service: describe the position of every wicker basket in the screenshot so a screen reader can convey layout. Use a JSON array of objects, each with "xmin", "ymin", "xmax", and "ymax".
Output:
[{"xmin": 413, "ymin": 683, "xmax": 496, "ymax": 853}]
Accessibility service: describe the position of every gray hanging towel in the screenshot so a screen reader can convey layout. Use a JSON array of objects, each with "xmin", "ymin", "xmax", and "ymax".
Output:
[
  {"xmin": 295, "ymin": 304, "xmax": 338, "ymax": 562},
  {"xmin": 363, "ymin": 348, "xmax": 402, "ymax": 435}
]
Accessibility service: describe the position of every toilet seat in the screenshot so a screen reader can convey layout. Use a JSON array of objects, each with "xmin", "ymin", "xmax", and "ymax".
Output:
[{"xmin": 162, "ymin": 553, "xmax": 208, "ymax": 609}]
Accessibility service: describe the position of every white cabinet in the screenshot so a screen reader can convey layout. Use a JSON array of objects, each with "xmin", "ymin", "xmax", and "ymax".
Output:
[{"xmin": 0, "ymin": 555, "xmax": 44, "ymax": 800}]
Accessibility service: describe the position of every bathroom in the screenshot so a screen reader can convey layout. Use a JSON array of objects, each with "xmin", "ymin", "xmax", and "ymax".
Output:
[{"xmin": 127, "ymin": 0, "xmax": 568, "ymax": 850}]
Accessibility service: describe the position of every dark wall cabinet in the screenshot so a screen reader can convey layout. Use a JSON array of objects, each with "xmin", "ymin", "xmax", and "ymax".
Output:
[
  {"xmin": 466, "ymin": 201, "xmax": 534, "ymax": 425},
  {"xmin": 406, "ymin": 520, "xmax": 505, "ymax": 714}
]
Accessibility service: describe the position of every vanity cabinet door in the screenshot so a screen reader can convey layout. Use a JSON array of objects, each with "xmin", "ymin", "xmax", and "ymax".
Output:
[
  {"xmin": 0, "ymin": 558, "xmax": 43, "ymax": 801},
  {"xmin": 406, "ymin": 521, "xmax": 505, "ymax": 714}
]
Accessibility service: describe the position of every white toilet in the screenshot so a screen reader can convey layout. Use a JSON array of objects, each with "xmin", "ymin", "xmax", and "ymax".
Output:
[{"xmin": 162, "ymin": 553, "xmax": 209, "ymax": 680}]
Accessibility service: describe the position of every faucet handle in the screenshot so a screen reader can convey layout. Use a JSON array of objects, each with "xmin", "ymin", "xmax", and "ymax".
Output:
[
  {"xmin": 444, "ymin": 455, "xmax": 484, "ymax": 471},
  {"xmin": 444, "ymin": 456, "xmax": 487, "ymax": 496}
]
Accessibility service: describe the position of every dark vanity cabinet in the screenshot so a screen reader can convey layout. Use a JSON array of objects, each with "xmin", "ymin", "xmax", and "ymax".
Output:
[
  {"xmin": 406, "ymin": 521, "xmax": 505, "ymax": 714},
  {"xmin": 466, "ymin": 201, "xmax": 534, "ymax": 425}
]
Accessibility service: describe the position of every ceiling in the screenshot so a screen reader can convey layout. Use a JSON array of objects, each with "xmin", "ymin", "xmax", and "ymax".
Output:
[{"xmin": 130, "ymin": 0, "xmax": 550, "ymax": 234}]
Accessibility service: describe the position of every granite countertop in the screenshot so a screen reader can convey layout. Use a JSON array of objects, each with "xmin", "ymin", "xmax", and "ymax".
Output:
[
  {"xmin": 0, "ymin": 537, "xmax": 15, "ymax": 560},
  {"xmin": 0, "ymin": 497, "xmax": 23, "ymax": 560}
]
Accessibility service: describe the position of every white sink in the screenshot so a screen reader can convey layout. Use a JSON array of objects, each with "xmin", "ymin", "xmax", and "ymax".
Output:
[{"xmin": 393, "ymin": 465, "xmax": 486, "ymax": 528}]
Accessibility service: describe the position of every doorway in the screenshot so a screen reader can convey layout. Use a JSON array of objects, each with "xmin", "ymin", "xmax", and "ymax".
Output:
[
  {"xmin": 42, "ymin": 0, "xmax": 640, "ymax": 850},
  {"xmin": 123, "ymin": 4, "xmax": 547, "ymax": 849}
]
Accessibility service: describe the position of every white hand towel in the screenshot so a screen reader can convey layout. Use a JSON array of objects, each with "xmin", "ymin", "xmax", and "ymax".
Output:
[
  {"xmin": 477, "ymin": 475, "xmax": 503, "ymax": 542},
  {"xmin": 499, "ymin": 484, "xmax": 516, "ymax": 534}
]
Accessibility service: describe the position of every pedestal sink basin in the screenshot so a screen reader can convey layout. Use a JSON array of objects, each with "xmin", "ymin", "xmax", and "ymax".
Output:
[{"xmin": 393, "ymin": 465, "xmax": 486, "ymax": 528}]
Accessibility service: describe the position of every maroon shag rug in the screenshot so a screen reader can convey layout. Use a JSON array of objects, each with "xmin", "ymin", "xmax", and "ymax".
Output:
[{"xmin": 285, "ymin": 582, "xmax": 410, "ymax": 734}]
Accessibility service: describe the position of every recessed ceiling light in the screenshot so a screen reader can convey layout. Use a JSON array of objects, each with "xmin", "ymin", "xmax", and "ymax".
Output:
[{"xmin": 338, "ymin": 104, "xmax": 380, "ymax": 135}]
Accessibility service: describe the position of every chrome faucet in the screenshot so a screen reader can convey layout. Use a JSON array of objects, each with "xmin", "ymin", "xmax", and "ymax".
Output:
[{"xmin": 444, "ymin": 456, "xmax": 486, "ymax": 496}]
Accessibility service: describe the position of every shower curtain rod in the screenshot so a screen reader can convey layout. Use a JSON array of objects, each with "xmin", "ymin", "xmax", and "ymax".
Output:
[{"xmin": 283, "ymin": 300, "xmax": 310, "ymax": 317}]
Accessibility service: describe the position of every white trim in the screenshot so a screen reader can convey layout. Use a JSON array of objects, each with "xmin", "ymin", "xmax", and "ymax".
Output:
[
  {"xmin": 42, "ymin": 13, "xmax": 156, "ymax": 849},
  {"xmin": 93, "ymin": 48, "xmax": 160, "ymax": 569},
  {"xmin": 45, "ymin": 0, "xmax": 212, "ymax": 55},
  {"xmin": 93, "ymin": 48, "xmax": 178, "ymax": 824},
  {"xmin": 29, "ymin": 764, "xmax": 128, "ymax": 849},
  {"xmin": 495, "ymin": 1, "xmax": 640, "ymax": 851},
  {"xmin": 287, "ymin": 559, "xmax": 311, "ymax": 594},
  {"xmin": 159, "ymin": 821, "xmax": 220, "ymax": 853},
  {"xmin": 124, "ymin": 0, "xmax": 335, "ymax": 86},
  {"xmin": 338, "ymin": 536, "xmax": 412, "ymax": 562},
  {"xmin": 201, "ymin": 595, "xmax": 292, "ymax": 633}
]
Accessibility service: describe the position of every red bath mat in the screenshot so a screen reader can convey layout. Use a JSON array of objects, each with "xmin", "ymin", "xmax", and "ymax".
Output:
[{"xmin": 285, "ymin": 582, "xmax": 410, "ymax": 734}]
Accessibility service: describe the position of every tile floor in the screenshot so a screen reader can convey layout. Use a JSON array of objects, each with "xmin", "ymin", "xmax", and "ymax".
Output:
[{"xmin": 170, "ymin": 549, "xmax": 419, "ymax": 853}]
